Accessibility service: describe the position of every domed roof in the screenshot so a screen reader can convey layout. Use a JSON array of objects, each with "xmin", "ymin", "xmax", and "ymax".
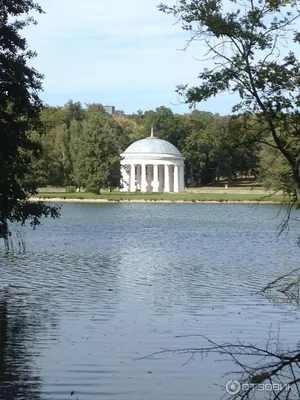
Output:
[{"xmin": 124, "ymin": 137, "xmax": 182, "ymax": 156}]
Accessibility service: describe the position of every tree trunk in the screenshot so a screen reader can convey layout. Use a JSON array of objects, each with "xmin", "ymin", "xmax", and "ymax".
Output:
[
  {"xmin": 295, "ymin": 187, "xmax": 300, "ymax": 203},
  {"xmin": 293, "ymin": 180, "xmax": 300, "ymax": 204},
  {"xmin": 292, "ymin": 169, "xmax": 300, "ymax": 203}
]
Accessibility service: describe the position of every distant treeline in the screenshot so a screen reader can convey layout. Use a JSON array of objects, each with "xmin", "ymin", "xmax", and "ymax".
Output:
[{"xmin": 27, "ymin": 100, "xmax": 284, "ymax": 193}]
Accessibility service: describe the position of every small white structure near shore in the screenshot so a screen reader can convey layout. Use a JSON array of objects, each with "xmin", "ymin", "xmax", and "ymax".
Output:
[{"xmin": 120, "ymin": 128, "xmax": 185, "ymax": 193}]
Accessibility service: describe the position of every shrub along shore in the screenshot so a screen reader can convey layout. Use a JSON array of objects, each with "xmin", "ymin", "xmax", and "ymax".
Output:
[{"xmin": 29, "ymin": 191, "xmax": 287, "ymax": 204}]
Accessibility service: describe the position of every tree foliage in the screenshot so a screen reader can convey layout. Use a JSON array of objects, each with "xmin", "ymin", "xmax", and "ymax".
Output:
[
  {"xmin": 28, "ymin": 102, "xmax": 265, "ymax": 190},
  {"xmin": 71, "ymin": 112, "xmax": 121, "ymax": 193},
  {"xmin": 0, "ymin": 0, "xmax": 60, "ymax": 239},
  {"xmin": 158, "ymin": 0, "xmax": 300, "ymax": 202}
]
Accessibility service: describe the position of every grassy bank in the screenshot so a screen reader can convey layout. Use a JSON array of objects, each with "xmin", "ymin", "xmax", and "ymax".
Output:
[{"xmin": 32, "ymin": 191, "xmax": 287, "ymax": 203}]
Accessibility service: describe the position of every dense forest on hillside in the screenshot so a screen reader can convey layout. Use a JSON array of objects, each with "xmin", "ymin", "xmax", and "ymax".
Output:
[{"xmin": 28, "ymin": 100, "xmax": 287, "ymax": 193}]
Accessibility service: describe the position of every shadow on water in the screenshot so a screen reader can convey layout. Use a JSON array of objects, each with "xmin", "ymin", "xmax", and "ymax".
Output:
[
  {"xmin": 0, "ymin": 251, "xmax": 122, "ymax": 319},
  {"xmin": 0, "ymin": 251, "xmax": 124, "ymax": 399},
  {"xmin": 0, "ymin": 288, "xmax": 57, "ymax": 400}
]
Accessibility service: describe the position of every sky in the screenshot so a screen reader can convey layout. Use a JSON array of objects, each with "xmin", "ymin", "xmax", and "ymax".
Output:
[{"xmin": 24, "ymin": 0, "xmax": 238, "ymax": 115}]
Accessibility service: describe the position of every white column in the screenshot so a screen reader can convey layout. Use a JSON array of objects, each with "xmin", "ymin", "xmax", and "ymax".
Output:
[
  {"xmin": 141, "ymin": 164, "xmax": 147, "ymax": 193},
  {"xmin": 173, "ymin": 164, "xmax": 179, "ymax": 193},
  {"xmin": 130, "ymin": 164, "xmax": 136, "ymax": 192},
  {"xmin": 120, "ymin": 165, "xmax": 129, "ymax": 192},
  {"xmin": 164, "ymin": 164, "xmax": 170, "ymax": 192},
  {"xmin": 179, "ymin": 164, "xmax": 185, "ymax": 192},
  {"xmin": 153, "ymin": 164, "xmax": 159, "ymax": 192}
]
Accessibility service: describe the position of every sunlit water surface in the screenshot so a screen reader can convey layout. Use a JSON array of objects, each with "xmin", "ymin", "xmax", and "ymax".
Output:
[{"xmin": 1, "ymin": 203, "xmax": 300, "ymax": 400}]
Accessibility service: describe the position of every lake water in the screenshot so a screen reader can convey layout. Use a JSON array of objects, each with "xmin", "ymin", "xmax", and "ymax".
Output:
[{"xmin": 1, "ymin": 203, "xmax": 300, "ymax": 400}]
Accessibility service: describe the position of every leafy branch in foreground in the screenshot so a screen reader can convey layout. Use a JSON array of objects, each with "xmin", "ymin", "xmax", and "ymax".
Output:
[
  {"xmin": 158, "ymin": 0, "xmax": 300, "ymax": 204},
  {"xmin": 0, "ymin": 0, "xmax": 60, "ymax": 239}
]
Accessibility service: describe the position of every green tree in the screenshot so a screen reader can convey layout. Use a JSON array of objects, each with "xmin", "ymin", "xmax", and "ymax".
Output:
[
  {"xmin": 64, "ymin": 100, "xmax": 86, "ymax": 127},
  {"xmin": 180, "ymin": 111, "xmax": 247, "ymax": 185},
  {"xmin": 70, "ymin": 113, "xmax": 120, "ymax": 193},
  {"xmin": 113, "ymin": 113, "xmax": 144, "ymax": 151},
  {"xmin": 25, "ymin": 130, "xmax": 50, "ymax": 188},
  {"xmin": 225, "ymin": 116, "xmax": 263, "ymax": 180},
  {"xmin": 259, "ymin": 143, "xmax": 294, "ymax": 194},
  {"xmin": 159, "ymin": 0, "xmax": 300, "ymax": 202},
  {"xmin": 29, "ymin": 123, "xmax": 71, "ymax": 187},
  {"xmin": 47, "ymin": 124, "xmax": 71, "ymax": 186},
  {"xmin": 38, "ymin": 106, "xmax": 74, "ymax": 186},
  {"xmin": 69, "ymin": 119, "xmax": 86, "ymax": 189},
  {"xmin": 128, "ymin": 109, "xmax": 146, "ymax": 126},
  {"xmin": 40, "ymin": 106, "xmax": 68, "ymax": 132},
  {"xmin": 141, "ymin": 106, "xmax": 185, "ymax": 149},
  {"xmin": 0, "ymin": 0, "xmax": 59, "ymax": 239},
  {"xmin": 181, "ymin": 111, "xmax": 215, "ymax": 185},
  {"xmin": 85, "ymin": 103, "xmax": 105, "ymax": 113}
]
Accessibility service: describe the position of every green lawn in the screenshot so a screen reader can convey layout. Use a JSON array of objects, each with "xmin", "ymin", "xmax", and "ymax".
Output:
[
  {"xmin": 192, "ymin": 183, "xmax": 263, "ymax": 190},
  {"xmin": 196, "ymin": 185, "xmax": 263, "ymax": 191},
  {"xmin": 33, "ymin": 191, "xmax": 287, "ymax": 203}
]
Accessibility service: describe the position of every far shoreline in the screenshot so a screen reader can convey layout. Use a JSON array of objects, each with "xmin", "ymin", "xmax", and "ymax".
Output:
[
  {"xmin": 28, "ymin": 197, "xmax": 282, "ymax": 205},
  {"xmin": 28, "ymin": 188, "xmax": 287, "ymax": 205}
]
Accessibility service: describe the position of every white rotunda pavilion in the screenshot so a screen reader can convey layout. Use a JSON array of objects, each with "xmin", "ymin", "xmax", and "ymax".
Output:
[{"xmin": 120, "ymin": 129, "xmax": 185, "ymax": 193}]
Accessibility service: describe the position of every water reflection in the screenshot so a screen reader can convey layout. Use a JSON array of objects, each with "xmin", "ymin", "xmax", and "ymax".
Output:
[
  {"xmin": 1, "ymin": 204, "xmax": 300, "ymax": 400},
  {"xmin": 1, "ymin": 252, "xmax": 122, "ymax": 321},
  {"xmin": 0, "ymin": 251, "xmax": 125, "ymax": 400},
  {"xmin": 0, "ymin": 288, "xmax": 49, "ymax": 400}
]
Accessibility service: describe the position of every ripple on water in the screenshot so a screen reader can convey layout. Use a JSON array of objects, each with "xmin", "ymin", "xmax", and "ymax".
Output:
[{"xmin": 0, "ymin": 204, "xmax": 300, "ymax": 400}]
